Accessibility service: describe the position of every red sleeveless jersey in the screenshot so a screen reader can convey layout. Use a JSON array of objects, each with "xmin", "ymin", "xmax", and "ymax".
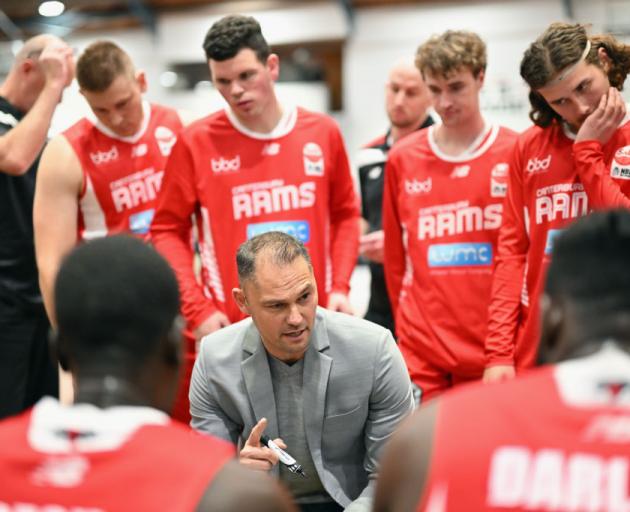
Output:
[
  {"xmin": 382, "ymin": 124, "xmax": 517, "ymax": 380},
  {"xmin": 63, "ymin": 103, "xmax": 183, "ymax": 241},
  {"xmin": 485, "ymin": 119, "xmax": 630, "ymax": 370},
  {"xmin": 420, "ymin": 345, "xmax": 630, "ymax": 511},
  {"xmin": 0, "ymin": 398, "xmax": 235, "ymax": 511}
]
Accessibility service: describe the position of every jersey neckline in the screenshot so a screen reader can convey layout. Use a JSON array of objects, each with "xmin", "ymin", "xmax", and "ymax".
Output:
[
  {"xmin": 93, "ymin": 100, "xmax": 152, "ymax": 144},
  {"xmin": 427, "ymin": 122, "xmax": 498, "ymax": 162},
  {"xmin": 225, "ymin": 103, "xmax": 298, "ymax": 140}
]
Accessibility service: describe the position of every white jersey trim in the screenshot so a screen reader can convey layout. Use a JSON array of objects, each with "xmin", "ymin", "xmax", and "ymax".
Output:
[
  {"xmin": 427, "ymin": 123, "xmax": 498, "ymax": 163},
  {"xmin": 94, "ymin": 101, "xmax": 151, "ymax": 144},
  {"xmin": 554, "ymin": 341, "xmax": 630, "ymax": 407},
  {"xmin": 28, "ymin": 397, "xmax": 169, "ymax": 454},
  {"xmin": 79, "ymin": 174, "xmax": 108, "ymax": 240},
  {"xmin": 225, "ymin": 103, "xmax": 297, "ymax": 140}
]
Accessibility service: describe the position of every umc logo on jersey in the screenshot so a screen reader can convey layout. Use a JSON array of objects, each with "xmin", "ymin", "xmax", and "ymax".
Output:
[
  {"xmin": 490, "ymin": 162, "xmax": 509, "ymax": 198},
  {"xmin": 526, "ymin": 155, "xmax": 551, "ymax": 174},
  {"xmin": 427, "ymin": 242, "xmax": 493, "ymax": 267},
  {"xmin": 211, "ymin": 156, "xmax": 241, "ymax": 174},
  {"xmin": 611, "ymin": 145, "xmax": 630, "ymax": 180},
  {"xmin": 90, "ymin": 146, "xmax": 119, "ymax": 165},
  {"xmin": 247, "ymin": 220, "xmax": 311, "ymax": 243},
  {"xmin": 303, "ymin": 142, "xmax": 324, "ymax": 176},
  {"xmin": 155, "ymin": 126, "xmax": 177, "ymax": 157}
]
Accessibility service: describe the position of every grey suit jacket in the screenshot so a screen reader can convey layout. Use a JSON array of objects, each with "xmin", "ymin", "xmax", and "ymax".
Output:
[{"xmin": 190, "ymin": 307, "xmax": 413, "ymax": 510}]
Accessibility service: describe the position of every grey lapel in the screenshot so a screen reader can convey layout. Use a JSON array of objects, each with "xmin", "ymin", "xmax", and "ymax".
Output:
[
  {"xmin": 303, "ymin": 308, "xmax": 332, "ymax": 477},
  {"xmin": 241, "ymin": 322, "xmax": 279, "ymax": 442}
]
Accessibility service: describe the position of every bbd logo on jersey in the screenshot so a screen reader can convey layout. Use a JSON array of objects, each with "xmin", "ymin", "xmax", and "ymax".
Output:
[
  {"xmin": 303, "ymin": 142, "xmax": 325, "ymax": 176},
  {"xmin": 611, "ymin": 145, "xmax": 630, "ymax": 179},
  {"xmin": 405, "ymin": 177, "xmax": 432, "ymax": 195},
  {"xmin": 490, "ymin": 162, "xmax": 509, "ymax": 197},
  {"xmin": 211, "ymin": 156, "xmax": 241, "ymax": 174},
  {"xmin": 90, "ymin": 146, "xmax": 118, "ymax": 165},
  {"xmin": 526, "ymin": 155, "xmax": 551, "ymax": 174},
  {"xmin": 155, "ymin": 126, "xmax": 177, "ymax": 157}
]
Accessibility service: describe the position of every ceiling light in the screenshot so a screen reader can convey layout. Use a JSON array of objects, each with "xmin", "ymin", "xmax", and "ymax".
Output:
[{"xmin": 39, "ymin": 1, "xmax": 65, "ymax": 17}]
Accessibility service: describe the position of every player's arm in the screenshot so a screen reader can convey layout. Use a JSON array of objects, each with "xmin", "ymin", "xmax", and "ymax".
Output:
[
  {"xmin": 0, "ymin": 41, "xmax": 73, "ymax": 176},
  {"xmin": 196, "ymin": 460, "xmax": 296, "ymax": 512},
  {"xmin": 382, "ymin": 155, "xmax": 405, "ymax": 316},
  {"xmin": 573, "ymin": 87, "xmax": 630, "ymax": 209},
  {"xmin": 327, "ymin": 125, "xmax": 361, "ymax": 313},
  {"xmin": 150, "ymin": 137, "xmax": 226, "ymax": 336},
  {"xmin": 484, "ymin": 140, "xmax": 529, "ymax": 382},
  {"xmin": 33, "ymin": 135, "xmax": 82, "ymax": 325},
  {"xmin": 373, "ymin": 401, "xmax": 439, "ymax": 512}
]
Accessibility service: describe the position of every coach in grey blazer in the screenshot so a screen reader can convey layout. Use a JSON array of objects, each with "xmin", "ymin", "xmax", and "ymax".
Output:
[{"xmin": 189, "ymin": 232, "xmax": 413, "ymax": 512}]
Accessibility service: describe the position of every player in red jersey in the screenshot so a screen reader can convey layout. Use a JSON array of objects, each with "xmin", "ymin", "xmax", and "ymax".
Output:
[
  {"xmin": 0, "ymin": 235, "xmax": 294, "ymax": 512},
  {"xmin": 151, "ymin": 14, "xmax": 360, "ymax": 418},
  {"xmin": 382, "ymin": 31, "xmax": 517, "ymax": 402},
  {"xmin": 375, "ymin": 209, "xmax": 630, "ymax": 512},
  {"xmin": 484, "ymin": 23, "xmax": 630, "ymax": 383}
]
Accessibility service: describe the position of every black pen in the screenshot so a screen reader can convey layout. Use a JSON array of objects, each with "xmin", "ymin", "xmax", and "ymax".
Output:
[{"xmin": 260, "ymin": 434, "xmax": 307, "ymax": 478}]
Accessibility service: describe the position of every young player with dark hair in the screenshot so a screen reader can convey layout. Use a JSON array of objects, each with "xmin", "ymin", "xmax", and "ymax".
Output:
[
  {"xmin": 375, "ymin": 209, "xmax": 630, "ymax": 512},
  {"xmin": 484, "ymin": 23, "xmax": 630, "ymax": 383}
]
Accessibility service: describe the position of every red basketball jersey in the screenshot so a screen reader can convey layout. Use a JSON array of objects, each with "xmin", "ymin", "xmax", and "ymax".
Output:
[
  {"xmin": 0, "ymin": 398, "xmax": 235, "ymax": 511},
  {"xmin": 63, "ymin": 102, "xmax": 183, "ymax": 241}
]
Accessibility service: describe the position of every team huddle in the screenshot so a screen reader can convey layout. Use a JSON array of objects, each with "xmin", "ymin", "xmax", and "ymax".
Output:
[{"xmin": 1, "ymin": 10, "xmax": 630, "ymax": 512}]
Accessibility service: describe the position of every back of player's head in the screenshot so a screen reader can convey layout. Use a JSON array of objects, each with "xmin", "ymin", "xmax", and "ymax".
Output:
[
  {"xmin": 415, "ymin": 30, "xmax": 486, "ymax": 79},
  {"xmin": 236, "ymin": 231, "xmax": 312, "ymax": 285},
  {"xmin": 545, "ymin": 209, "xmax": 630, "ymax": 331},
  {"xmin": 521, "ymin": 22, "xmax": 630, "ymax": 127},
  {"xmin": 203, "ymin": 15, "xmax": 270, "ymax": 63},
  {"xmin": 54, "ymin": 235, "xmax": 180, "ymax": 374},
  {"xmin": 77, "ymin": 40, "xmax": 135, "ymax": 92}
]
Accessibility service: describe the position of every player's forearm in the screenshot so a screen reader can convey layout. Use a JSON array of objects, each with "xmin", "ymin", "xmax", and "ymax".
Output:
[
  {"xmin": 0, "ymin": 84, "xmax": 63, "ymax": 176},
  {"xmin": 573, "ymin": 140, "xmax": 630, "ymax": 210},
  {"xmin": 329, "ymin": 215, "xmax": 360, "ymax": 293}
]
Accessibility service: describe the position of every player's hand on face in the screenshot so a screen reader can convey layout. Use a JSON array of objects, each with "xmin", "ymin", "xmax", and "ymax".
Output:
[
  {"xmin": 239, "ymin": 418, "xmax": 287, "ymax": 471},
  {"xmin": 326, "ymin": 292, "xmax": 354, "ymax": 315},
  {"xmin": 576, "ymin": 87, "xmax": 626, "ymax": 144},
  {"xmin": 39, "ymin": 41, "xmax": 74, "ymax": 91},
  {"xmin": 193, "ymin": 310, "xmax": 231, "ymax": 341},
  {"xmin": 482, "ymin": 365, "xmax": 516, "ymax": 383},
  {"xmin": 359, "ymin": 230, "xmax": 385, "ymax": 263}
]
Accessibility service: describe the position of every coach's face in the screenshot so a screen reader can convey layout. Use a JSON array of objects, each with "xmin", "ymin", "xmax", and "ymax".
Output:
[{"xmin": 233, "ymin": 254, "xmax": 318, "ymax": 363}]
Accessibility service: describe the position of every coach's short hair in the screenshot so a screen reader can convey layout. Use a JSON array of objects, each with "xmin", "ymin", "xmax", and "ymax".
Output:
[
  {"xmin": 55, "ymin": 235, "xmax": 180, "ymax": 371},
  {"xmin": 203, "ymin": 15, "xmax": 270, "ymax": 62},
  {"xmin": 236, "ymin": 231, "xmax": 312, "ymax": 284}
]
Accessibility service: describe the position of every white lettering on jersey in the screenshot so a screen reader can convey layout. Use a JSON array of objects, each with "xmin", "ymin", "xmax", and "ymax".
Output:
[
  {"xmin": 90, "ymin": 146, "xmax": 119, "ymax": 165},
  {"xmin": 526, "ymin": 155, "xmax": 552, "ymax": 174},
  {"xmin": 110, "ymin": 169, "xmax": 163, "ymax": 212},
  {"xmin": 31, "ymin": 455, "xmax": 90, "ymax": 488},
  {"xmin": 535, "ymin": 184, "xmax": 588, "ymax": 225},
  {"xmin": 232, "ymin": 181, "xmax": 316, "ymax": 220},
  {"xmin": 487, "ymin": 446, "xmax": 630, "ymax": 510},
  {"xmin": 405, "ymin": 177, "xmax": 432, "ymax": 195},
  {"xmin": 0, "ymin": 501, "xmax": 103, "ymax": 512},
  {"xmin": 211, "ymin": 156, "xmax": 241, "ymax": 174},
  {"xmin": 611, "ymin": 145, "xmax": 630, "ymax": 180},
  {"xmin": 154, "ymin": 125, "xmax": 177, "ymax": 157},
  {"xmin": 418, "ymin": 203, "xmax": 502, "ymax": 240},
  {"xmin": 303, "ymin": 142, "xmax": 324, "ymax": 176}
]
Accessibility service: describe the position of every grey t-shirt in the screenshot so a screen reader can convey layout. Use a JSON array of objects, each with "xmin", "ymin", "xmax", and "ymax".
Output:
[{"xmin": 267, "ymin": 354, "xmax": 333, "ymax": 505}]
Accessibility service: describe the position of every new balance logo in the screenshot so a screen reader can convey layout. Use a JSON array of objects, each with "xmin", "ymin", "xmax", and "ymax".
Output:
[
  {"xmin": 90, "ymin": 146, "xmax": 119, "ymax": 165},
  {"xmin": 131, "ymin": 143, "xmax": 148, "ymax": 158},
  {"xmin": 211, "ymin": 156, "xmax": 241, "ymax": 173},
  {"xmin": 450, "ymin": 165, "xmax": 470, "ymax": 178},
  {"xmin": 526, "ymin": 155, "xmax": 551, "ymax": 173},
  {"xmin": 262, "ymin": 143, "xmax": 280, "ymax": 156},
  {"xmin": 405, "ymin": 177, "xmax": 432, "ymax": 195}
]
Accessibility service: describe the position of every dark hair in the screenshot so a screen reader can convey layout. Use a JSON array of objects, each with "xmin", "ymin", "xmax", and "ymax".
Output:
[
  {"xmin": 546, "ymin": 210, "xmax": 630, "ymax": 320},
  {"xmin": 203, "ymin": 15, "xmax": 270, "ymax": 62},
  {"xmin": 54, "ymin": 235, "xmax": 180, "ymax": 371},
  {"xmin": 77, "ymin": 40, "xmax": 135, "ymax": 92},
  {"xmin": 415, "ymin": 30, "xmax": 487, "ymax": 79},
  {"xmin": 236, "ymin": 231, "xmax": 312, "ymax": 284},
  {"xmin": 521, "ymin": 23, "xmax": 630, "ymax": 127}
]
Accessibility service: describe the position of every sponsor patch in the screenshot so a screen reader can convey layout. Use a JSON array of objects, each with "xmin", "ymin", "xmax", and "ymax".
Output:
[
  {"xmin": 247, "ymin": 220, "xmax": 310, "ymax": 243},
  {"xmin": 129, "ymin": 209, "xmax": 155, "ymax": 235},
  {"xmin": 303, "ymin": 142, "xmax": 324, "ymax": 176},
  {"xmin": 427, "ymin": 242, "xmax": 493, "ymax": 267},
  {"xmin": 611, "ymin": 145, "xmax": 630, "ymax": 179},
  {"xmin": 155, "ymin": 126, "xmax": 177, "ymax": 157}
]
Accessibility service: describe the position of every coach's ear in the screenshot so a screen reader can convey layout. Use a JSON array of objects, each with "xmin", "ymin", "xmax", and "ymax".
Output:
[
  {"xmin": 233, "ymin": 287, "xmax": 250, "ymax": 316},
  {"xmin": 49, "ymin": 328, "xmax": 70, "ymax": 372},
  {"xmin": 537, "ymin": 293, "xmax": 564, "ymax": 365}
]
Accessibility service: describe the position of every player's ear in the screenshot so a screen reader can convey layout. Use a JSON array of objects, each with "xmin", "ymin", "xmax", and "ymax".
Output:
[{"xmin": 233, "ymin": 287, "xmax": 250, "ymax": 316}]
